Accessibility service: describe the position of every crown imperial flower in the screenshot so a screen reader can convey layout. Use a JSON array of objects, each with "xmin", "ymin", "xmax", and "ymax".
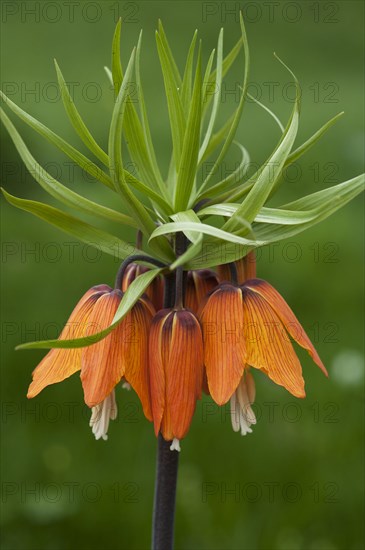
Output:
[
  {"xmin": 27, "ymin": 284, "xmax": 111, "ymax": 399},
  {"xmin": 149, "ymin": 308, "xmax": 204, "ymax": 443},
  {"xmin": 4, "ymin": 15, "xmax": 363, "ymax": 547},
  {"xmin": 3, "ymin": 15, "xmax": 362, "ymax": 453},
  {"xmin": 28, "ymin": 283, "xmax": 155, "ymax": 437},
  {"xmin": 200, "ymin": 273, "xmax": 327, "ymax": 410}
]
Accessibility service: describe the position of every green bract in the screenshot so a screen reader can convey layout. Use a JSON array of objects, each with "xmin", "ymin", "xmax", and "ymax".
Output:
[{"xmin": 1, "ymin": 14, "xmax": 364, "ymax": 351}]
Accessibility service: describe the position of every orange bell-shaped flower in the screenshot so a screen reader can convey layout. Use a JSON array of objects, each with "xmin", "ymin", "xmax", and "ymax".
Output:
[
  {"xmin": 27, "ymin": 284, "xmax": 111, "ymax": 399},
  {"xmin": 149, "ymin": 308, "xmax": 204, "ymax": 443},
  {"xmin": 199, "ymin": 283, "xmax": 246, "ymax": 405},
  {"xmin": 241, "ymin": 278, "xmax": 327, "ymax": 398},
  {"xmin": 81, "ymin": 290, "xmax": 154, "ymax": 420}
]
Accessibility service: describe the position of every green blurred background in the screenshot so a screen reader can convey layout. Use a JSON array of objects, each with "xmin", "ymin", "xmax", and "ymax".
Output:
[{"xmin": 1, "ymin": 1, "xmax": 364, "ymax": 549}]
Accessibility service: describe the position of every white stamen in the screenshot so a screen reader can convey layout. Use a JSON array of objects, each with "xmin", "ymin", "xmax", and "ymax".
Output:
[
  {"xmin": 170, "ymin": 438, "xmax": 181, "ymax": 452},
  {"xmin": 230, "ymin": 391, "xmax": 240, "ymax": 432},
  {"xmin": 89, "ymin": 390, "xmax": 118, "ymax": 441},
  {"xmin": 229, "ymin": 373, "xmax": 256, "ymax": 436}
]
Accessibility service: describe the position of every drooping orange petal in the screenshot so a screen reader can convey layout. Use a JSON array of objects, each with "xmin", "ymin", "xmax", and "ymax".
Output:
[
  {"xmin": 145, "ymin": 275, "xmax": 164, "ymax": 311},
  {"xmin": 123, "ymin": 300, "xmax": 154, "ymax": 421},
  {"xmin": 245, "ymin": 279, "xmax": 327, "ymax": 376},
  {"xmin": 200, "ymin": 284, "xmax": 246, "ymax": 405},
  {"xmin": 81, "ymin": 290, "xmax": 127, "ymax": 407},
  {"xmin": 216, "ymin": 264, "xmax": 231, "ymax": 283},
  {"xmin": 242, "ymin": 288, "xmax": 305, "ymax": 398},
  {"xmin": 149, "ymin": 309, "xmax": 171, "ymax": 435},
  {"xmin": 192, "ymin": 269, "xmax": 219, "ymax": 304},
  {"xmin": 185, "ymin": 273, "xmax": 199, "ymax": 313},
  {"xmin": 235, "ymin": 258, "xmax": 246, "ymax": 284},
  {"xmin": 120, "ymin": 264, "xmax": 140, "ymax": 292},
  {"xmin": 27, "ymin": 285, "xmax": 111, "ymax": 398},
  {"xmin": 164, "ymin": 310, "xmax": 204, "ymax": 440},
  {"xmin": 120, "ymin": 264, "xmax": 164, "ymax": 311},
  {"xmin": 217, "ymin": 254, "xmax": 255, "ymax": 285},
  {"xmin": 242, "ymin": 251, "xmax": 256, "ymax": 281}
]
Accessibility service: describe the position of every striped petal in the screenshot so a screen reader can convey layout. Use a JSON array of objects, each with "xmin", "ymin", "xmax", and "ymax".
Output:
[
  {"xmin": 243, "ymin": 251, "xmax": 256, "ymax": 280},
  {"xmin": 192, "ymin": 269, "xmax": 219, "ymax": 303},
  {"xmin": 149, "ymin": 309, "xmax": 204, "ymax": 440},
  {"xmin": 165, "ymin": 310, "xmax": 204, "ymax": 440},
  {"xmin": 216, "ymin": 263, "xmax": 231, "ymax": 283},
  {"xmin": 81, "ymin": 290, "xmax": 126, "ymax": 407},
  {"xmin": 185, "ymin": 274, "xmax": 199, "ymax": 313},
  {"xmin": 217, "ymin": 252, "xmax": 256, "ymax": 284},
  {"xmin": 27, "ymin": 285, "xmax": 111, "ymax": 398},
  {"xmin": 121, "ymin": 263, "xmax": 164, "ymax": 311},
  {"xmin": 242, "ymin": 287, "xmax": 305, "ymax": 398},
  {"xmin": 245, "ymin": 279, "xmax": 327, "ymax": 376},
  {"xmin": 185, "ymin": 269, "xmax": 218, "ymax": 314},
  {"xmin": 123, "ymin": 300, "xmax": 154, "ymax": 421},
  {"xmin": 149, "ymin": 310, "xmax": 171, "ymax": 435},
  {"xmin": 200, "ymin": 284, "xmax": 246, "ymax": 405},
  {"xmin": 145, "ymin": 275, "xmax": 165, "ymax": 311}
]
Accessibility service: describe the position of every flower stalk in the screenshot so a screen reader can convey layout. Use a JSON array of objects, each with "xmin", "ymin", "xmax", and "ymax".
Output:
[
  {"xmin": 152, "ymin": 433, "xmax": 179, "ymax": 550},
  {"xmin": 152, "ymin": 231, "xmax": 188, "ymax": 548},
  {"xmin": 1, "ymin": 14, "xmax": 364, "ymax": 550}
]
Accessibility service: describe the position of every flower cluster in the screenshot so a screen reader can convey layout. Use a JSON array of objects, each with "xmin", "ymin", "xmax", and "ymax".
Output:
[
  {"xmin": 27, "ymin": 252, "xmax": 327, "ymax": 449},
  {"xmin": 2, "ymin": 18, "xmax": 363, "ymax": 451}
]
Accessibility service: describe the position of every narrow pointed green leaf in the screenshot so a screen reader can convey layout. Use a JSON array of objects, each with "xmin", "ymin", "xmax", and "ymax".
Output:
[
  {"xmin": 197, "ymin": 142, "xmax": 250, "ymax": 200},
  {"xmin": 108, "ymin": 49, "xmax": 174, "ymax": 261},
  {"xmin": 104, "ymin": 66, "xmax": 113, "ymax": 85},
  {"xmin": 282, "ymin": 173, "xmax": 365, "ymax": 212},
  {"xmin": 267, "ymin": 111, "xmax": 346, "ymax": 197},
  {"xmin": 124, "ymin": 103, "xmax": 168, "ymax": 192},
  {"xmin": 125, "ymin": 171, "xmax": 172, "ymax": 214},
  {"xmin": 16, "ymin": 268, "xmax": 162, "ymax": 350},
  {"xmin": 205, "ymin": 175, "xmax": 365, "ymax": 261},
  {"xmin": 224, "ymin": 54, "xmax": 300, "ymax": 231},
  {"xmin": 135, "ymin": 31, "xmax": 165, "ymax": 191},
  {"xmin": 111, "ymin": 25, "xmax": 169, "ymax": 195},
  {"xmin": 187, "ymin": 241, "xmax": 249, "ymax": 270},
  {"xmin": 203, "ymin": 37, "xmax": 242, "ymax": 113},
  {"xmin": 156, "ymin": 31, "xmax": 186, "ymax": 171},
  {"xmin": 111, "ymin": 18, "xmax": 123, "ymax": 95},
  {"xmin": 108, "ymin": 48, "xmax": 152, "ymax": 230},
  {"xmin": 248, "ymin": 92, "xmax": 284, "ymax": 133},
  {"xmin": 286, "ymin": 111, "xmax": 344, "ymax": 166},
  {"xmin": 149, "ymin": 220, "xmax": 262, "ymax": 247},
  {"xmin": 0, "ymin": 108, "xmax": 137, "ymax": 227},
  {"xmin": 198, "ymin": 203, "xmax": 317, "ymax": 224},
  {"xmin": 200, "ymin": 14, "xmax": 250, "ymax": 190},
  {"xmin": 54, "ymin": 60, "xmax": 109, "ymax": 167},
  {"xmin": 0, "ymin": 91, "xmax": 115, "ymax": 192},
  {"xmin": 174, "ymin": 45, "xmax": 202, "ymax": 210},
  {"xmin": 255, "ymin": 207, "xmax": 315, "ymax": 224},
  {"xmin": 157, "ymin": 20, "xmax": 182, "ymax": 88},
  {"xmin": 199, "ymin": 28, "xmax": 224, "ymax": 163},
  {"xmin": 198, "ymin": 111, "xmax": 236, "ymax": 166},
  {"xmin": 202, "ymin": 48, "xmax": 215, "ymax": 110},
  {"xmin": 227, "ymin": 112, "xmax": 345, "ymax": 204},
  {"xmin": 181, "ymin": 30, "xmax": 198, "ymax": 112},
  {"xmin": 170, "ymin": 210, "xmax": 203, "ymax": 268},
  {"xmin": 2, "ymin": 189, "xmax": 136, "ymax": 259},
  {"xmin": 254, "ymin": 174, "xmax": 365, "ymax": 242}
]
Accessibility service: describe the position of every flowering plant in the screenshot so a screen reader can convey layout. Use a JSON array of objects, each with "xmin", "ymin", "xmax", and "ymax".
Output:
[{"xmin": 1, "ymin": 14, "xmax": 363, "ymax": 549}]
